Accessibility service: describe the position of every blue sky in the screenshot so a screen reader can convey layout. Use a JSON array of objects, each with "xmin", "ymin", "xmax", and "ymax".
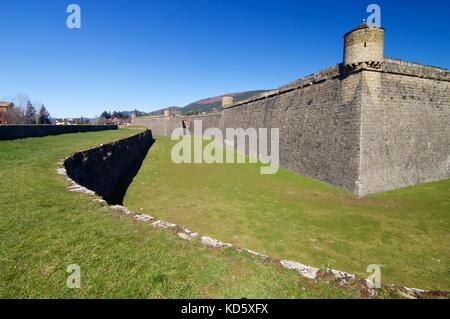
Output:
[{"xmin": 1, "ymin": 0, "xmax": 449, "ymax": 118}]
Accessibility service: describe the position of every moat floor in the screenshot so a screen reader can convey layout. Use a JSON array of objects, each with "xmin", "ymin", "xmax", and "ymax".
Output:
[
  {"xmin": 124, "ymin": 135, "xmax": 450, "ymax": 291},
  {"xmin": 1, "ymin": 128, "xmax": 387, "ymax": 298}
]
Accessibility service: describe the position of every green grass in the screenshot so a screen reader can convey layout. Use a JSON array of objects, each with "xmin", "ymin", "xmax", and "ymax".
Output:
[
  {"xmin": 124, "ymin": 135, "xmax": 450, "ymax": 291},
  {"xmin": 0, "ymin": 128, "xmax": 386, "ymax": 298}
]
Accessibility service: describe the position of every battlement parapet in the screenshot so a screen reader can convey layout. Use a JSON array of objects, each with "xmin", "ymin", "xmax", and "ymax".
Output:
[{"xmin": 383, "ymin": 58, "xmax": 450, "ymax": 82}]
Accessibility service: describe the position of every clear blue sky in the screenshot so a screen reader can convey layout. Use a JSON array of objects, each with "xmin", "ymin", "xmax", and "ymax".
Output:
[{"xmin": 1, "ymin": 0, "xmax": 449, "ymax": 118}]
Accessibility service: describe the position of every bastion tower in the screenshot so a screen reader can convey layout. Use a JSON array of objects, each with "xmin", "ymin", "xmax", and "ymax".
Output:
[
  {"xmin": 222, "ymin": 95, "xmax": 234, "ymax": 108},
  {"xmin": 343, "ymin": 21, "xmax": 384, "ymax": 72}
]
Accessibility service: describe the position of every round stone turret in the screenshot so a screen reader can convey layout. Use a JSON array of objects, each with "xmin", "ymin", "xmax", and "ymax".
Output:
[
  {"xmin": 222, "ymin": 95, "xmax": 234, "ymax": 108},
  {"xmin": 344, "ymin": 21, "xmax": 384, "ymax": 72}
]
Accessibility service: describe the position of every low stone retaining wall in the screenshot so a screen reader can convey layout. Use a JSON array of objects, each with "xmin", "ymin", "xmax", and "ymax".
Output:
[
  {"xmin": 63, "ymin": 130, "xmax": 154, "ymax": 202},
  {"xmin": 0, "ymin": 125, "xmax": 118, "ymax": 141}
]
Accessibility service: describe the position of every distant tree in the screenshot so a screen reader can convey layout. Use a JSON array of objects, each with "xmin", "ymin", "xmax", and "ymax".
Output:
[
  {"xmin": 96, "ymin": 116, "xmax": 106, "ymax": 124},
  {"xmin": 37, "ymin": 105, "xmax": 51, "ymax": 124},
  {"xmin": 25, "ymin": 101, "xmax": 37, "ymax": 124},
  {"xmin": 3, "ymin": 107, "xmax": 24, "ymax": 124},
  {"xmin": 4, "ymin": 94, "xmax": 47, "ymax": 124},
  {"xmin": 8, "ymin": 93, "xmax": 30, "ymax": 109},
  {"xmin": 74, "ymin": 116, "xmax": 90, "ymax": 124},
  {"xmin": 100, "ymin": 111, "xmax": 111, "ymax": 119},
  {"xmin": 110, "ymin": 111, "xmax": 130, "ymax": 119}
]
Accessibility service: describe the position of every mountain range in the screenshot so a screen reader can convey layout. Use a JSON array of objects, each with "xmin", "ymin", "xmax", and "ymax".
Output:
[
  {"xmin": 181, "ymin": 90, "xmax": 268, "ymax": 115},
  {"xmin": 123, "ymin": 90, "xmax": 269, "ymax": 117}
]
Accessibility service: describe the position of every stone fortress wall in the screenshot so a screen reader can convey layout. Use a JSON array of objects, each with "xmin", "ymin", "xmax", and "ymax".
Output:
[
  {"xmin": 133, "ymin": 23, "xmax": 450, "ymax": 196},
  {"xmin": 132, "ymin": 116, "xmax": 181, "ymax": 136},
  {"xmin": 219, "ymin": 66, "xmax": 363, "ymax": 194},
  {"xmin": 185, "ymin": 113, "xmax": 222, "ymax": 134},
  {"xmin": 359, "ymin": 62, "xmax": 450, "ymax": 195},
  {"xmin": 133, "ymin": 112, "xmax": 223, "ymax": 136}
]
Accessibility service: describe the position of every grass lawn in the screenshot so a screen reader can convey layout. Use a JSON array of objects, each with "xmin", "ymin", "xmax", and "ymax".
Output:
[
  {"xmin": 0, "ymin": 127, "xmax": 385, "ymax": 298},
  {"xmin": 124, "ymin": 135, "xmax": 450, "ymax": 291}
]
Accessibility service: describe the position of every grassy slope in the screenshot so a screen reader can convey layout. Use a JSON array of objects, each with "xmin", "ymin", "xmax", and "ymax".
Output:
[
  {"xmin": 0, "ymin": 128, "xmax": 378, "ymax": 298},
  {"xmin": 124, "ymin": 136, "xmax": 450, "ymax": 291}
]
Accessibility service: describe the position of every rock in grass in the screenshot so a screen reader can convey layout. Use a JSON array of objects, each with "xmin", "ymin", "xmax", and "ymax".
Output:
[
  {"xmin": 152, "ymin": 220, "xmax": 177, "ymax": 229},
  {"xmin": 201, "ymin": 236, "xmax": 233, "ymax": 248},
  {"xmin": 280, "ymin": 260, "xmax": 319, "ymax": 279},
  {"xmin": 134, "ymin": 214, "xmax": 154, "ymax": 222}
]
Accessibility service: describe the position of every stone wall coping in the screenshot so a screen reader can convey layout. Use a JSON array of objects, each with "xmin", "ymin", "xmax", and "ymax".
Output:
[
  {"xmin": 385, "ymin": 57, "xmax": 450, "ymax": 72},
  {"xmin": 0, "ymin": 124, "xmax": 118, "ymax": 141}
]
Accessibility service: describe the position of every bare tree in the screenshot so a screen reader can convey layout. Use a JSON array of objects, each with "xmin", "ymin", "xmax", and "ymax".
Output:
[
  {"xmin": 4, "ymin": 94, "xmax": 30, "ymax": 124},
  {"xmin": 3, "ymin": 107, "xmax": 25, "ymax": 124},
  {"xmin": 2, "ymin": 94, "xmax": 51, "ymax": 124}
]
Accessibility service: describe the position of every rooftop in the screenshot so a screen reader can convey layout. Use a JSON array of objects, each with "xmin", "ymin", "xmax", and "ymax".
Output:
[{"xmin": 0, "ymin": 102, "xmax": 14, "ymax": 108}]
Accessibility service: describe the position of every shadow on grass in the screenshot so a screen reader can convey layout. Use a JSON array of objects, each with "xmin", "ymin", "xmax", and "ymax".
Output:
[{"xmin": 104, "ymin": 137, "xmax": 156, "ymax": 205}]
